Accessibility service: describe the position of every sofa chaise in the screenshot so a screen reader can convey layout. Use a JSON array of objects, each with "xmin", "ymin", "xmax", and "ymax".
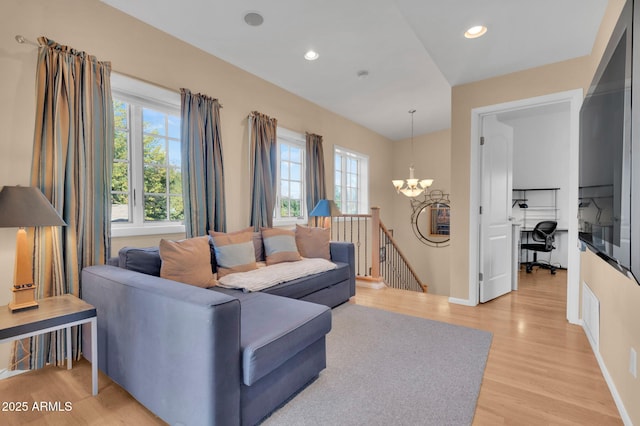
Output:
[{"xmin": 81, "ymin": 240, "xmax": 355, "ymax": 425}]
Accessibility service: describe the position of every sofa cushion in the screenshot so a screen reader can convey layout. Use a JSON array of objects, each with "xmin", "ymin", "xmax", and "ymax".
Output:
[
  {"xmin": 230, "ymin": 291, "xmax": 331, "ymax": 386},
  {"xmin": 211, "ymin": 230, "xmax": 257, "ymax": 278},
  {"xmin": 261, "ymin": 261, "xmax": 350, "ymax": 300},
  {"xmin": 210, "ymin": 227, "xmax": 265, "ymax": 262},
  {"xmin": 295, "ymin": 225, "xmax": 330, "ymax": 260},
  {"xmin": 261, "ymin": 228, "xmax": 301, "ymax": 265},
  {"xmin": 118, "ymin": 246, "xmax": 161, "ymax": 276},
  {"xmin": 159, "ymin": 237, "xmax": 218, "ymax": 288}
]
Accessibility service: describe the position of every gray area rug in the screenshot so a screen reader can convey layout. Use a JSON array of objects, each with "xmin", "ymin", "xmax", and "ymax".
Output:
[{"xmin": 263, "ymin": 304, "xmax": 492, "ymax": 426}]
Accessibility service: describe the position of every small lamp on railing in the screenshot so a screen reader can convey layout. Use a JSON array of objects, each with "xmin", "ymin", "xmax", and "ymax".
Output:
[
  {"xmin": 0, "ymin": 186, "xmax": 66, "ymax": 312},
  {"xmin": 309, "ymin": 199, "xmax": 342, "ymax": 229}
]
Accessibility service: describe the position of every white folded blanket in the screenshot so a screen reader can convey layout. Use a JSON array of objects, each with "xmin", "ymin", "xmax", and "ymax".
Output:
[{"xmin": 217, "ymin": 257, "xmax": 337, "ymax": 292}]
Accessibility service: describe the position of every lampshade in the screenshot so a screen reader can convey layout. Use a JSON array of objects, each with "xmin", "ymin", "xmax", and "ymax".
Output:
[
  {"xmin": 0, "ymin": 186, "xmax": 66, "ymax": 228},
  {"xmin": 309, "ymin": 199, "xmax": 342, "ymax": 217}
]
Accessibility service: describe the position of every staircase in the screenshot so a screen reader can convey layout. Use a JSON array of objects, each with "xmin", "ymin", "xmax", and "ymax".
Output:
[{"xmin": 331, "ymin": 207, "xmax": 427, "ymax": 293}]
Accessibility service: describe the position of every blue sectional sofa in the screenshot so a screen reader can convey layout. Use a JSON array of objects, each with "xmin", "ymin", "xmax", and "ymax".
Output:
[{"xmin": 81, "ymin": 241, "xmax": 355, "ymax": 426}]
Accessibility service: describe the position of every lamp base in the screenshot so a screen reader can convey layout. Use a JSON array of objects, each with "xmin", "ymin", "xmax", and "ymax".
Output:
[{"xmin": 8, "ymin": 286, "xmax": 39, "ymax": 312}]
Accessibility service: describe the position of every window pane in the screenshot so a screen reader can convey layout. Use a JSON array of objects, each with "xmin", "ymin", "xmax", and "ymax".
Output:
[
  {"xmin": 112, "ymin": 163, "xmax": 129, "ymax": 192},
  {"xmin": 347, "ymin": 158, "xmax": 358, "ymax": 174},
  {"xmin": 168, "ymin": 115, "xmax": 180, "ymax": 139},
  {"xmin": 290, "ymin": 199, "xmax": 301, "ymax": 218},
  {"xmin": 281, "ymin": 144, "xmax": 290, "ymax": 161},
  {"xmin": 113, "ymin": 130, "xmax": 129, "ymax": 160},
  {"xmin": 143, "ymin": 108, "xmax": 166, "ymax": 136},
  {"xmin": 144, "ymin": 165, "xmax": 167, "ymax": 193},
  {"xmin": 281, "ymin": 180, "xmax": 290, "ymax": 197},
  {"xmin": 144, "ymin": 195, "xmax": 167, "ymax": 221},
  {"xmin": 144, "ymin": 137, "xmax": 166, "ymax": 165},
  {"xmin": 335, "ymin": 153, "xmax": 342, "ymax": 171},
  {"xmin": 168, "ymin": 140, "xmax": 181, "ymax": 167},
  {"xmin": 169, "ymin": 168, "xmax": 182, "ymax": 194},
  {"xmin": 349, "ymin": 173, "xmax": 358, "ymax": 188},
  {"xmin": 290, "ymin": 182, "xmax": 301, "ymax": 199},
  {"xmin": 111, "ymin": 194, "xmax": 129, "ymax": 223},
  {"xmin": 169, "ymin": 196, "xmax": 184, "ymax": 221},
  {"xmin": 281, "ymin": 162, "xmax": 289, "ymax": 180},
  {"xmin": 290, "ymin": 163, "xmax": 301, "ymax": 181},
  {"xmin": 280, "ymin": 198, "xmax": 290, "ymax": 217},
  {"xmin": 290, "ymin": 146, "xmax": 301, "ymax": 163},
  {"xmin": 114, "ymin": 100, "xmax": 128, "ymax": 129}
]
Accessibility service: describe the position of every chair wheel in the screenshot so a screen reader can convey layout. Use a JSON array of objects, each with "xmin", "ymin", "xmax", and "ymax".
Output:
[{"xmin": 551, "ymin": 269, "xmax": 556, "ymax": 275}]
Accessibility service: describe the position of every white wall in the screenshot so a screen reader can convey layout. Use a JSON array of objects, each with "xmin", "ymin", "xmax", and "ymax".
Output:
[{"xmin": 499, "ymin": 103, "xmax": 571, "ymax": 268}]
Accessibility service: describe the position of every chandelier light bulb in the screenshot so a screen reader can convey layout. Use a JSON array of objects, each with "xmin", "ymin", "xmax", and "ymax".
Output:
[{"xmin": 391, "ymin": 111, "xmax": 434, "ymax": 197}]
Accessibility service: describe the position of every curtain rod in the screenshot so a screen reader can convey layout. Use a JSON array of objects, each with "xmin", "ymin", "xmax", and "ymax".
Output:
[
  {"xmin": 15, "ymin": 35, "xmax": 38, "ymax": 48},
  {"xmin": 15, "ymin": 36, "xmax": 224, "ymax": 108}
]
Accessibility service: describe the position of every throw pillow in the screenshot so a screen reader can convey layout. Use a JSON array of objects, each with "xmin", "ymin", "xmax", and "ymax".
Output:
[
  {"xmin": 261, "ymin": 227, "xmax": 302, "ymax": 265},
  {"xmin": 295, "ymin": 225, "xmax": 331, "ymax": 260},
  {"xmin": 209, "ymin": 227, "xmax": 265, "ymax": 262},
  {"xmin": 159, "ymin": 236, "xmax": 218, "ymax": 288},
  {"xmin": 210, "ymin": 230, "xmax": 257, "ymax": 278}
]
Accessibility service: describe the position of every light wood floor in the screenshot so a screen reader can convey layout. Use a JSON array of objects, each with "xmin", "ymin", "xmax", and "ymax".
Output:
[{"xmin": 0, "ymin": 269, "xmax": 622, "ymax": 425}]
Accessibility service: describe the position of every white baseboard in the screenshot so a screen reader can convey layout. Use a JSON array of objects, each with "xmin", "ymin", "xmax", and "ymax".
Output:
[
  {"xmin": 356, "ymin": 279, "xmax": 385, "ymax": 290},
  {"xmin": 448, "ymin": 297, "xmax": 476, "ymax": 306},
  {"xmin": 581, "ymin": 322, "xmax": 632, "ymax": 426}
]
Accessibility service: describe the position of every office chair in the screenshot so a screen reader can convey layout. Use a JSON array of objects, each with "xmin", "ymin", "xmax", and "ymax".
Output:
[{"xmin": 521, "ymin": 220, "xmax": 558, "ymax": 274}]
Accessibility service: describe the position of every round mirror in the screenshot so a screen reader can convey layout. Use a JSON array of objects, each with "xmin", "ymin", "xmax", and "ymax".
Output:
[{"xmin": 411, "ymin": 199, "xmax": 450, "ymax": 247}]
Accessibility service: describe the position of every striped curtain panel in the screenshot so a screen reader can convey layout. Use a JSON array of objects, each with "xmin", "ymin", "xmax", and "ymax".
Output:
[
  {"xmin": 249, "ymin": 111, "xmax": 278, "ymax": 230},
  {"xmin": 12, "ymin": 37, "xmax": 113, "ymax": 370},
  {"xmin": 180, "ymin": 89, "xmax": 226, "ymax": 237},
  {"xmin": 305, "ymin": 133, "xmax": 326, "ymax": 216}
]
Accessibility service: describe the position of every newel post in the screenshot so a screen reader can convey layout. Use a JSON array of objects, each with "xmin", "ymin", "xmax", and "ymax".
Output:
[{"xmin": 370, "ymin": 206, "xmax": 381, "ymax": 279}]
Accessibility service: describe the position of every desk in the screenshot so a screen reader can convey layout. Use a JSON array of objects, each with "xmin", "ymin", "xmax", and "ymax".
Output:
[{"xmin": 0, "ymin": 295, "xmax": 98, "ymax": 395}]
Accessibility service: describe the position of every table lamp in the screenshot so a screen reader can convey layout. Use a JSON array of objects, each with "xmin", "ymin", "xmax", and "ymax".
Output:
[
  {"xmin": 0, "ymin": 186, "xmax": 66, "ymax": 312},
  {"xmin": 309, "ymin": 199, "xmax": 342, "ymax": 228}
]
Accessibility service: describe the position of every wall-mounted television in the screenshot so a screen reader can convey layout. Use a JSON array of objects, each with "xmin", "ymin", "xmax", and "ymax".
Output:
[{"xmin": 579, "ymin": 0, "xmax": 639, "ymax": 284}]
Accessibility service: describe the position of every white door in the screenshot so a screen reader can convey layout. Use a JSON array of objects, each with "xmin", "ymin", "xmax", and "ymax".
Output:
[{"xmin": 479, "ymin": 115, "xmax": 514, "ymax": 303}]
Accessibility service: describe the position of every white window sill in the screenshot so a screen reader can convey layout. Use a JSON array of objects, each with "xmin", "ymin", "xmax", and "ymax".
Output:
[
  {"xmin": 272, "ymin": 218, "xmax": 308, "ymax": 228},
  {"xmin": 111, "ymin": 223, "xmax": 186, "ymax": 238}
]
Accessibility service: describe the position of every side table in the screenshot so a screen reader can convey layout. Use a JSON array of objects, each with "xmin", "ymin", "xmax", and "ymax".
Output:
[{"xmin": 0, "ymin": 294, "xmax": 98, "ymax": 395}]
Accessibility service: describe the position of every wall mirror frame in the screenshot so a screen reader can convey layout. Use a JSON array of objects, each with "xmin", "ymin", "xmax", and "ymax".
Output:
[{"xmin": 410, "ymin": 189, "xmax": 450, "ymax": 247}]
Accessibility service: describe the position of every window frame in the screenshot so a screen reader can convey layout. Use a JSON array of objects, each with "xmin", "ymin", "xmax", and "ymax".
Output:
[
  {"xmin": 273, "ymin": 127, "xmax": 308, "ymax": 226},
  {"xmin": 334, "ymin": 145, "xmax": 369, "ymax": 215},
  {"xmin": 110, "ymin": 73, "xmax": 184, "ymax": 237}
]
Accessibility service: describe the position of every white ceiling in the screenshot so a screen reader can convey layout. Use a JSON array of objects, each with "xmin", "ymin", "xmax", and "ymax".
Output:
[{"xmin": 101, "ymin": 0, "xmax": 607, "ymax": 141}]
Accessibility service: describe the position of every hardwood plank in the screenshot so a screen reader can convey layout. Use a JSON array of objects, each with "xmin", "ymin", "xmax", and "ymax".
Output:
[{"xmin": 0, "ymin": 269, "xmax": 622, "ymax": 425}]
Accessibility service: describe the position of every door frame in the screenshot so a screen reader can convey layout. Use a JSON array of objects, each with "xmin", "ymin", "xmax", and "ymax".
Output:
[{"xmin": 465, "ymin": 89, "xmax": 583, "ymax": 324}]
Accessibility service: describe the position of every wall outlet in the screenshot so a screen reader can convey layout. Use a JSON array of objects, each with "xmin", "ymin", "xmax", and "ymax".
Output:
[{"xmin": 630, "ymin": 348, "xmax": 637, "ymax": 379}]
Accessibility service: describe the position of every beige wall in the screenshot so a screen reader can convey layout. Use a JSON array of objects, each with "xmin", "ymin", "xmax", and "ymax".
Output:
[
  {"xmin": 450, "ymin": 0, "xmax": 637, "ymax": 422},
  {"xmin": 390, "ymin": 129, "xmax": 451, "ymax": 295},
  {"xmin": 580, "ymin": 250, "xmax": 640, "ymax": 423},
  {"xmin": 0, "ymin": 0, "xmax": 397, "ymax": 366}
]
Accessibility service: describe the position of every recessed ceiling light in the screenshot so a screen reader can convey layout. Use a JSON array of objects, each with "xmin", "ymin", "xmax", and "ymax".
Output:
[
  {"xmin": 304, "ymin": 50, "xmax": 319, "ymax": 61},
  {"xmin": 464, "ymin": 25, "xmax": 487, "ymax": 39},
  {"xmin": 244, "ymin": 12, "xmax": 264, "ymax": 27}
]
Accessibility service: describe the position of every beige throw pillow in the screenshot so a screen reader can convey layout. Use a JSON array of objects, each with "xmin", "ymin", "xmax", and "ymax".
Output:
[
  {"xmin": 295, "ymin": 225, "xmax": 331, "ymax": 260},
  {"xmin": 159, "ymin": 236, "xmax": 218, "ymax": 288},
  {"xmin": 261, "ymin": 227, "xmax": 302, "ymax": 265},
  {"xmin": 210, "ymin": 230, "xmax": 258, "ymax": 278}
]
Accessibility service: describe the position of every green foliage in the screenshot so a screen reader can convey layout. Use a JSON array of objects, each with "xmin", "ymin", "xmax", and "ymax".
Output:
[{"xmin": 280, "ymin": 198, "xmax": 302, "ymax": 218}]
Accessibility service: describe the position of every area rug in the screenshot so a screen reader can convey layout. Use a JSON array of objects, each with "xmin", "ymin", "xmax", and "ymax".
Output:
[{"xmin": 263, "ymin": 304, "xmax": 492, "ymax": 425}]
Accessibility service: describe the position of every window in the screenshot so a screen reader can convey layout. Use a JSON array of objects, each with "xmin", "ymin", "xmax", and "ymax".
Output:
[
  {"xmin": 274, "ymin": 128, "xmax": 306, "ymax": 224},
  {"xmin": 334, "ymin": 146, "xmax": 369, "ymax": 214},
  {"xmin": 111, "ymin": 73, "xmax": 183, "ymax": 236}
]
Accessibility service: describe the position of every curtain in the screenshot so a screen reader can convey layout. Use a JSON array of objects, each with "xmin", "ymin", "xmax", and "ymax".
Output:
[
  {"xmin": 249, "ymin": 111, "xmax": 278, "ymax": 230},
  {"xmin": 305, "ymin": 133, "xmax": 326, "ymax": 216},
  {"xmin": 180, "ymin": 89, "xmax": 226, "ymax": 237},
  {"xmin": 12, "ymin": 37, "xmax": 113, "ymax": 370}
]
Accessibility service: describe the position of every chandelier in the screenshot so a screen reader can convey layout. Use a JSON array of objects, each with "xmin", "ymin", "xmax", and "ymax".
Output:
[{"xmin": 392, "ymin": 110, "xmax": 433, "ymax": 197}]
